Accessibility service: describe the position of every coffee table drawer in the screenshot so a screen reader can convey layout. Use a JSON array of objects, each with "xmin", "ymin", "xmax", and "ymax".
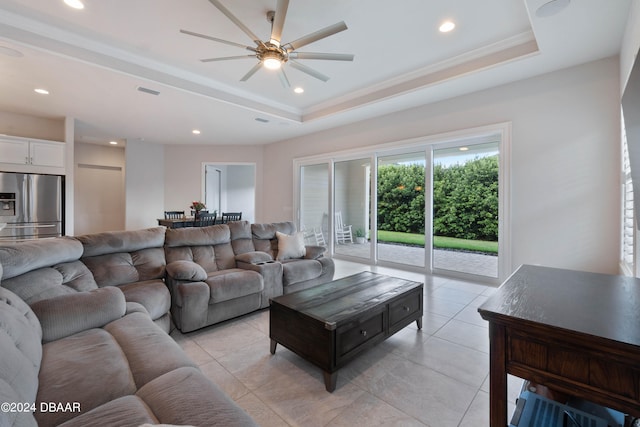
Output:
[
  {"xmin": 389, "ymin": 290, "xmax": 421, "ymax": 328},
  {"xmin": 336, "ymin": 311, "xmax": 385, "ymax": 362}
]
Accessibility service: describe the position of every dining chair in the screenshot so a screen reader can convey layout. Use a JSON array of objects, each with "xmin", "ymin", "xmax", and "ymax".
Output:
[
  {"xmin": 164, "ymin": 210, "xmax": 185, "ymax": 219},
  {"xmin": 196, "ymin": 212, "xmax": 217, "ymax": 227},
  {"xmin": 221, "ymin": 212, "xmax": 242, "ymax": 223}
]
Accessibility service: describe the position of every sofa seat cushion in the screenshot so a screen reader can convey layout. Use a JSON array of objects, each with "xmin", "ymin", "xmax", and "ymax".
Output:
[
  {"xmin": 36, "ymin": 328, "xmax": 137, "ymax": 426},
  {"xmin": 281, "ymin": 259, "xmax": 323, "ymax": 286},
  {"xmin": 57, "ymin": 395, "xmax": 157, "ymax": 427},
  {"xmin": 103, "ymin": 312, "xmax": 197, "ymax": 389},
  {"xmin": 118, "ymin": 280, "xmax": 170, "ymax": 321},
  {"xmin": 206, "ymin": 268, "xmax": 263, "ymax": 304},
  {"xmin": 136, "ymin": 366, "xmax": 257, "ymax": 427}
]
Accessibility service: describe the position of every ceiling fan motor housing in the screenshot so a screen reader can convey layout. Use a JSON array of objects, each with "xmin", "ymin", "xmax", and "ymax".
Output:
[{"xmin": 258, "ymin": 43, "xmax": 288, "ymax": 65}]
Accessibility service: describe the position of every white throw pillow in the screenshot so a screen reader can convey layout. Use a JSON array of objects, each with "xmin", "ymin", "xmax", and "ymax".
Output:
[{"xmin": 276, "ymin": 231, "xmax": 306, "ymax": 261}]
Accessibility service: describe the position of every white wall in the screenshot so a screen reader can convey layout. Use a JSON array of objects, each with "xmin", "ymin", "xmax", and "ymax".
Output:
[
  {"xmin": 163, "ymin": 145, "xmax": 264, "ymax": 221},
  {"xmin": 621, "ymin": 0, "xmax": 640, "ymax": 93},
  {"xmin": 0, "ymin": 111, "xmax": 64, "ymax": 141},
  {"xmin": 263, "ymin": 57, "xmax": 622, "ymax": 275},
  {"xmin": 226, "ymin": 165, "xmax": 255, "ymax": 223},
  {"xmin": 125, "ymin": 139, "xmax": 164, "ymax": 230},
  {"xmin": 75, "ymin": 142, "xmax": 125, "ymax": 234}
]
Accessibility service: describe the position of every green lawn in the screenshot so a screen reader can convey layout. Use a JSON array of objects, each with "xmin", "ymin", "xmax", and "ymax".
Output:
[{"xmin": 376, "ymin": 230, "xmax": 498, "ymax": 254}]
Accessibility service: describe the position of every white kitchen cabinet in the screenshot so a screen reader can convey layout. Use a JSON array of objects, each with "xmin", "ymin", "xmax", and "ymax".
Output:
[{"xmin": 0, "ymin": 137, "xmax": 65, "ymax": 168}]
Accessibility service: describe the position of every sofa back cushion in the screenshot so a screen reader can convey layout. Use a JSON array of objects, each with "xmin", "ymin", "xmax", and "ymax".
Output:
[
  {"xmin": 0, "ymin": 286, "xmax": 42, "ymax": 426},
  {"xmin": 228, "ymin": 220, "xmax": 255, "ymax": 255},
  {"xmin": 0, "ymin": 238, "xmax": 97, "ymax": 305},
  {"xmin": 251, "ymin": 222, "xmax": 297, "ymax": 259},
  {"xmin": 77, "ymin": 228, "xmax": 167, "ymax": 287},
  {"xmin": 164, "ymin": 225, "xmax": 236, "ymax": 272}
]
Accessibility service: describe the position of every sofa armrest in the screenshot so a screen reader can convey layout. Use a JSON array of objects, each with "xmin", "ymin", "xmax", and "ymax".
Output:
[
  {"xmin": 304, "ymin": 245, "xmax": 326, "ymax": 260},
  {"xmin": 31, "ymin": 287, "xmax": 127, "ymax": 343},
  {"xmin": 126, "ymin": 301, "xmax": 150, "ymax": 316},
  {"xmin": 235, "ymin": 251, "xmax": 273, "ymax": 264},
  {"xmin": 237, "ymin": 260, "xmax": 283, "ymax": 309},
  {"xmin": 166, "ymin": 260, "xmax": 207, "ymax": 281}
]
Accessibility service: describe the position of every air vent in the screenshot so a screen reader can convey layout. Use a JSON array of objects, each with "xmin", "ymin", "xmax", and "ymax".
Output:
[
  {"xmin": 255, "ymin": 117, "xmax": 269, "ymax": 123},
  {"xmin": 137, "ymin": 86, "xmax": 160, "ymax": 96}
]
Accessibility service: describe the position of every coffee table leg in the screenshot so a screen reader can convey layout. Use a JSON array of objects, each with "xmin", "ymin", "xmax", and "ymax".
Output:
[
  {"xmin": 323, "ymin": 371, "xmax": 337, "ymax": 392},
  {"xmin": 270, "ymin": 339, "xmax": 277, "ymax": 354},
  {"xmin": 416, "ymin": 317, "xmax": 422, "ymax": 330}
]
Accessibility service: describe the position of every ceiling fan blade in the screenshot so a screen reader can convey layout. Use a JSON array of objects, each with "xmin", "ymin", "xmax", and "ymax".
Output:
[
  {"xmin": 240, "ymin": 62, "xmax": 263, "ymax": 82},
  {"xmin": 288, "ymin": 52, "xmax": 354, "ymax": 61},
  {"xmin": 201, "ymin": 55, "xmax": 255, "ymax": 62},
  {"xmin": 270, "ymin": 0, "xmax": 289, "ymax": 44},
  {"xmin": 284, "ymin": 21, "xmax": 348, "ymax": 52},
  {"xmin": 208, "ymin": 0, "xmax": 263, "ymax": 46},
  {"xmin": 278, "ymin": 68, "xmax": 291, "ymax": 88},
  {"xmin": 288, "ymin": 59, "xmax": 330, "ymax": 82},
  {"xmin": 180, "ymin": 29, "xmax": 256, "ymax": 51}
]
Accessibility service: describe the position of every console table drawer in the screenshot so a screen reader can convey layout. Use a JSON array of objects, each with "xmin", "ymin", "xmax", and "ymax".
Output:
[
  {"xmin": 389, "ymin": 290, "xmax": 421, "ymax": 328},
  {"xmin": 336, "ymin": 311, "xmax": 385, "ymax": 362}
]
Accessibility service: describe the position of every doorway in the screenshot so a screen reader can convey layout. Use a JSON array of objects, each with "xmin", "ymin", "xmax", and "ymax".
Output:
[{"xmin": 204, "ymin": 163, "xmax": 256, "ymax": 223}]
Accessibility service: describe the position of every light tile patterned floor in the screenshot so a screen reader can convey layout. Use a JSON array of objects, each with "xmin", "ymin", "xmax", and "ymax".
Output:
[{"xmin": 170, "ymin": 260, "xmax": 522, "ymax": 426}]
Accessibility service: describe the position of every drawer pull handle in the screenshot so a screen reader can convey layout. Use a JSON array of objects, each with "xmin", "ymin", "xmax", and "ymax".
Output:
[
  {"xmin": 361, "ymin": 330, "xmax": 367, "ymax": 337},
  {"xmin": 403, "ymin": 306, "xmax": 410, "ymax": 312}
]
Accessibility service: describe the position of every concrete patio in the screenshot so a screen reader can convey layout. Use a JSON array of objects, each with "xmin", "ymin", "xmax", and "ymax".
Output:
[{"xmin": 334, "ymin": 241, "xmax": 498, "ymax": 278}]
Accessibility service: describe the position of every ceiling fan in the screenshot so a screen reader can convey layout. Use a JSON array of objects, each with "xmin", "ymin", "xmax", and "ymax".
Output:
[{"xmin": 180, "ymin": 0, "xmax": 354, "ymax": 87}]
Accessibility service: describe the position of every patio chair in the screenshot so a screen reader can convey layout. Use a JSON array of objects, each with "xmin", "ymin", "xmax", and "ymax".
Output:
[
  {"xmin": 334, "ymin": 212, "xmax": 353, "ymax": 244},
  {"xmin": 313, "ymin": 227, "xmax": 326, "ymax": 246}
]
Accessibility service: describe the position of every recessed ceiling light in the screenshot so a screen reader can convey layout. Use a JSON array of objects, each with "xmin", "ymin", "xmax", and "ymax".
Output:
[
  {"xmin": 64, "ymin": 0, "xmax": 85, "ymax": 10},
  {"xmin": 439, "ymin": 21, "xmax": 456, "ymax": 33},
  {"xmin": 536, "ymin": 0, "xmax": 570, "ymax": 18},
  {"xmin": 109, "ymin": 141, "xmax": 118, "ymax": 145},
  {"xmin": 192, "ymin": 129, "xmax": 201, "ymax": 135},
  {"xmin": 459, "ymin": 147, "xmax": 469, "ymax": 151},
  {"xmin": 34, "ymin": 88, "xmax": 49, "ymax": 95},
  {"xmin": 294, "ymin": 87, "xmax": 304, "ymax": 94}
]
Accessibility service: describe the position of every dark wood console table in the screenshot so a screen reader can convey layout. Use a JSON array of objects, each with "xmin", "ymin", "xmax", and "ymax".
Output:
[{"xmin": 478, "ymin": 264, "xmax": 640, "ymax": 427}]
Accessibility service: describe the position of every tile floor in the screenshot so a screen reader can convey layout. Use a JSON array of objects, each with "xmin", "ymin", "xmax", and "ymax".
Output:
[{"xmin": 170, "ymin": 260, "xmax": 523, "ymax": 426}]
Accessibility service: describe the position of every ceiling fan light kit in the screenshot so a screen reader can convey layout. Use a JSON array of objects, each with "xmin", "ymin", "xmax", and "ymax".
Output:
[{"xmin": 181, "ymin": 0, "xmax": 354, "ymax": 87}]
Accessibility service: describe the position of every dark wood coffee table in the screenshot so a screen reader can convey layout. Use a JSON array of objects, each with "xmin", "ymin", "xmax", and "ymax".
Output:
[{"xmin": 269, "ymin": 271, "xmax": 423, "ymax": 392}]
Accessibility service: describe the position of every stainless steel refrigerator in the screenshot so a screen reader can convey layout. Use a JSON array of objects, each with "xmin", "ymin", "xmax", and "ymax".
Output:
[{"xmin": 0, "ymin": 172, "xmax": 64, "ymax": 241}]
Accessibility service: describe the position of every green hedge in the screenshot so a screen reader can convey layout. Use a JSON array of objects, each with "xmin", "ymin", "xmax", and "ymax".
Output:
[{"xmin": 377, "ymin": 155, "xmax": 498, "ymax": 241}]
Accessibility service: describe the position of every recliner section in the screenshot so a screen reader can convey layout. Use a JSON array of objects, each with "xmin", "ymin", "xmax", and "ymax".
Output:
[{"xmin": 164, "ymin": 220, "xmax": 334, "ymax": 332}]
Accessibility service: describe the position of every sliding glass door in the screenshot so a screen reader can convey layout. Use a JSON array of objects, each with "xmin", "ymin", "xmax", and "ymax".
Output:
[
  {"xmin": 295, "ymin": 125, "xmax": 508, "ymax": 283},
  {"xmin": 334, "ymin": 158, "xmax": 371, "ymax": 259},
  {"xmin": 377, "ymin": 152, "xmax": 426, "ymax": 267},
  {"xmin": 299, "ymin": 163, "xmax": 329, "ymax": 246},
  {"xmin": 432, "ymin": 141, "xmax": 500, "ymax": 278}
]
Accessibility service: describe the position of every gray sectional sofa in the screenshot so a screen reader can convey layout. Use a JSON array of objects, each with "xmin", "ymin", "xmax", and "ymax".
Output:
[
  {"xmin": 0, "ymin": 281, "xmax": 257, "ymax": 427},
  {"xmin": 0, "ymin": 220, "xmax": 333, "ymax": 426},
  {"xmin": 164, "ymin": 221, "xmax": 334, "ymax": 332}
]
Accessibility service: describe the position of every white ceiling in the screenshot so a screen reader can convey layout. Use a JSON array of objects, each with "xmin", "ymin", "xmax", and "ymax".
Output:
[{"xmin": 0, "ymin": 0, "xmax": 632, "ymax": 146}]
